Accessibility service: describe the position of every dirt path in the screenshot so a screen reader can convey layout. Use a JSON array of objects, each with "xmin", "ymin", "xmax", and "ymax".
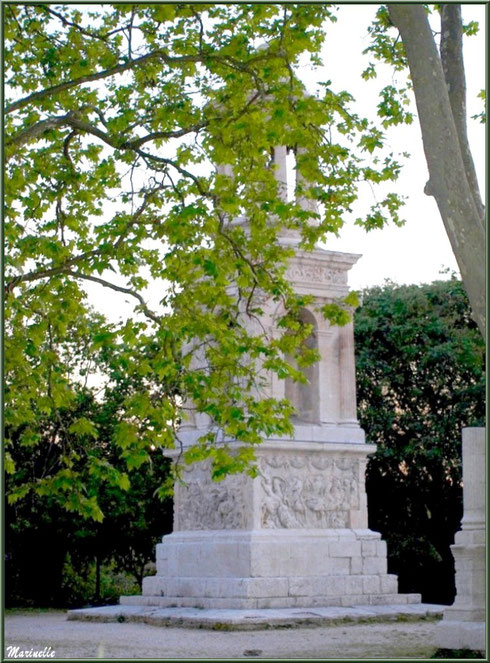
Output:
[{"xmin": 4, "ymin": 611, "xmax": 440, "ymax": 659}]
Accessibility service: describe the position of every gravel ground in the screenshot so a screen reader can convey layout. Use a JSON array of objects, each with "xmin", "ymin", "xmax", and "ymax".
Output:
[{"xmin": 4, "ymin": 610, "xmax": 440, "ymax": 659}]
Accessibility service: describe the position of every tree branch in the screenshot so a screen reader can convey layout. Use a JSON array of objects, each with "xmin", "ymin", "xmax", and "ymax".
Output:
[
  {"xmin": 6, "ymin": 111, "xmax": 208, "ymax": 163},
  {"xmin": 6, "ymin": 49, "xmax": 279, "ymax": 115},
  {"xmin": 40, "ymin": 5, "xmax": 111, "ymax": 43},
  {"xmin": 5, "ymin": 183, "xmax": 164, "ymax": 297},
  {"xmin": 6, "ymin": 113, "xmax": 76, "ymax": 150},
  {"xmin": 132, "ymin": 148, "xmax": 212, "ymax": 197},
  {"xmin": 6, "ymin": 52, "xmax": 160, "ymax": 115},
  {"xmin": 65, "ymin": 270, "xmax": 161, "ymax": 323},
  {"xmin": 122, "ymin": 122, "xmax": 208, "ymax": 149}
]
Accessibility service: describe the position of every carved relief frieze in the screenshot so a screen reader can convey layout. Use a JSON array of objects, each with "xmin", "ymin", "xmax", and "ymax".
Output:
[
  {"xmin": 175, "ymin": 463, "xmax": 248, "ymax": 530},
  {"xmin": 286, "ymin": 264, "xmax": 346, "ymax": 285},
  {"xmin": 173, "ymin": 452, "xmax": 361, "ymax": 532},
  {"xmin": 259, "ymin": 453, "xmax": 359, "ymax": 529}
]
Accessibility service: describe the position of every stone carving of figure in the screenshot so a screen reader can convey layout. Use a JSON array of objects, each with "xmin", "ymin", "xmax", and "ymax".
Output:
[
  {"xmin": 305, "ymin": 474, "xmax": 327, "ymax": 526},
  {"xmin": 177, "ymin": 477, "xmax": 246, "ymax": 530},
  {"xmin": 283, "ymin": 476, "xmax": 306, "ymax": 525},
  {"xmin": 311, "ymin": 456, "xmax": 330, "ymax": 471},
  {"xmin": 262, "ymin": 475, "xmax": 284, "ymax": 528}
]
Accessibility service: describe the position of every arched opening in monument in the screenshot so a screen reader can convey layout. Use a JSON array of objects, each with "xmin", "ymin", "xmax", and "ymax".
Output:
[{"xmin": 285, "ymin": 308, "xmax": 320, "ymax": 424}]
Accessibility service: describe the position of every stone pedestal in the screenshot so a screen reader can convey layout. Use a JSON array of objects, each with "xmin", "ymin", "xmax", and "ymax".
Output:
[
  {"xmin": 121, "ymin": 246, "xmax": 420, "ymax": 610},
  {"xmin": 124, "ymin": 439, "xmax": 419, "ymax": 609},
  {"xmin": 436, "ymin": 427, "xmax": 486, "ymax": 652}
]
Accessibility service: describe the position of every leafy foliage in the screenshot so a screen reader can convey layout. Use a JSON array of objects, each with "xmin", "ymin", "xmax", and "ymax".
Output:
[
  {"xmin": 5, "ymin": 4, "xmax": 406, "ymax": 517},
  {"xmin": 5, "ymin": 386, "xmax": 172, "ymax": 607},
  {"xmin": 355, "ymin": 278, "xmax": 485, "ymax": 603}
]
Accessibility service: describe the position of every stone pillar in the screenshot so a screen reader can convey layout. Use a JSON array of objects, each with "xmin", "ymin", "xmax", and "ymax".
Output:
[
  {"xmin": 339, "ymin": 320, "xmax": 358, "ymax": 427},
  {"xmin": 318, "ymin": 327, "xmax": 338, "ymax": 425},
  {"xmin": 435, "ymin": 427, "xmax": 486, "ymax": 653},
  {"xmin": 273, "ymin": 146, "xmax": 288, "ymax": 202}
]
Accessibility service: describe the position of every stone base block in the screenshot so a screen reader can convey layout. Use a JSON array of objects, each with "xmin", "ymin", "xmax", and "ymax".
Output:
[
  {"xmin": 151, "ymin": 528, "xmax": 386, "ymax": 580},
  {"xmin": 120, "ymin": 592, "xmax": 421, "ymax": 610},
  {"xmin": 122, "ymin": 528, "xmax": 419, "ymax": 610},
  {"xmin": 443, "ymin": 605, "xmax": 485, "ymax": 622},
  {"xmin": 435, "ymin": 620, "xmax": 485, "ymax": 653}
]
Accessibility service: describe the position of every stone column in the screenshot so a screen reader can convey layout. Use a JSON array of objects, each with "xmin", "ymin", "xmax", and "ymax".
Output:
[
  {"xmin": 436, "ymin": 427, "xmax": 486, "ymax": 653},
  {"xmin": 273, "ymin": 146, "xmax": 288, "ymax": 202},
  {"xmin": 216, "ymin": 163, "xmax": 233, "ymax": 177},
  {"xmin": 318, "ymin": 328, "xmax": 338, "ymax": 425},
  {"xmin": 339, "ymin": 320, "xmax": 358, "ymax": 427}
]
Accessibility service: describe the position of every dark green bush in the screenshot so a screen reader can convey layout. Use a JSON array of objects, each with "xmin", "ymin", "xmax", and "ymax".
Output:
[
  {"xmin": 6, "ymin": 388, "xmax": 172, "ymax": 608},
  {"xmin": 60, "ymin": 556, "xmax": 140, "ymax": 607},
  {"xmin": 355, "ymin": 278, "xmax": 485, "ymax": 604}
]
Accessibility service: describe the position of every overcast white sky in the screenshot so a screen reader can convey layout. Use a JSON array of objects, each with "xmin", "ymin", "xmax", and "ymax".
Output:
[{"xmin": 310, "ymin": 4, "xmax": 486, "ymax": 290}]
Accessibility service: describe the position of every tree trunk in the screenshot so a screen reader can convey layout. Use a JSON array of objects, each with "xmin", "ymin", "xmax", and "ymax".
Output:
[
  {"xmin": 95, "ymin": 554, "xmax": 101, "ymax": 604},
  {"xmin": 388, "ymin": 4, "xmax": 485, "ymax": 338},
  {"xmin": 440, "ymin": 4, "xmax": 485, "ymax": 224}
]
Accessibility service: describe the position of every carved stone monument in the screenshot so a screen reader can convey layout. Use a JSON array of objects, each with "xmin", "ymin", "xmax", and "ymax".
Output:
[
  {"xmin": 121, "ymin": 145, "xmax": 420, "ymax": 610},
  {"xmin": 436, "ymin": 427, "xmax": 486, "ymax": 652}
]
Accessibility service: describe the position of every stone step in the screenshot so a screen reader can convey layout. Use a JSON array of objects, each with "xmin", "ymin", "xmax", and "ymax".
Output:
[
  {"xmin": 142, "ymin": 572, "xmax": 400, "ymax": 600},
  {"xmin": 118, "ymin": 592, "xmax": 421, "ymax": 610},
  {"xmin": 67, "ymin": 602, "xmax": 445, "ymax": 630}
]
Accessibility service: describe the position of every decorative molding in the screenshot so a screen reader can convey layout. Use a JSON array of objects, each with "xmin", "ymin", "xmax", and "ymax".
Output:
[{"xmin": 286, "ymin": 264, "xmax": 346, "ymax": 285}]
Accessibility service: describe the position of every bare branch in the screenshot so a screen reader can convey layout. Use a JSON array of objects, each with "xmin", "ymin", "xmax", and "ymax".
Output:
[
  {"xmin": 190, "ymin": 7, "xmax": 205, "ymax": 52},
  {"xmin": 122, "ymin": 122, "xmax": 208, "ymax": 149},
  {"xmin": 6, "ymin": 113, "xmax": 76, "ymax": 150},
  {"xmin": 63, "ymin": 129, "xmax": 77, "ymax": 169},
  {"xmin": 6, "ymin": 110, "xmax": 207, "ymax": 159},
  {"xmin": 127, "ymin": 8, "xmax": 135, "ymax": 60},
  {"xmin": 40, "ymin": 5, "xmax": 111, "ymax": 43},
  {"xmin": 132, "ymin": 148, "xmax": 212, "ymax": 197},
  {"xmin": 65, "ymin": 270, "xmax": 161, "ymax": 323}
]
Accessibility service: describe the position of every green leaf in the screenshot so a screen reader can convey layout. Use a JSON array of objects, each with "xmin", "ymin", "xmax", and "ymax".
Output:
[{"xmin": 69, "ymin": 417, "xmax": 98, "ymax": 439}]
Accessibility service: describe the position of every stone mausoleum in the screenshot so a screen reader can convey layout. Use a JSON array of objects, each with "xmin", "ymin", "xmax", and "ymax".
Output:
[{"xmin": 119, "ymin": 145, "xmax": 421, "ymax": 611}]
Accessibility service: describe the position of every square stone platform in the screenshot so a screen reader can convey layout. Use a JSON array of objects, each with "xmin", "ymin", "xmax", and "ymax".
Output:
[{"xmin": 68, "ymin": 602, "xmax": 444, "ymax": 630}]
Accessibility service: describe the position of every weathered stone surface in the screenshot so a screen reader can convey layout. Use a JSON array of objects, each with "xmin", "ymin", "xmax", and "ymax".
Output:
[
  {"xmin": 436, "ymin": 621, "xmax": 485, "ymax": 652},
  {"xmin": 380, "ymin": 575, "xmax": 399, "ymax": 595},
  {"xmin": 68, "ymin": 602, "xmax": 446, "ymax": 631},
  {"xmin": 259, "ymin": 453, "xmax": 360, "ymax": 529},
  {"xmin": 174, "ymin": 466, "xmax": 250, "ymax": 531},
  {"xmin": 136, "ymin": 526, "xmax": 409, "ymax": 609},
  {"xmin": 436, "ymin": 427, "xmax": 486, "ymax": 653}
]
